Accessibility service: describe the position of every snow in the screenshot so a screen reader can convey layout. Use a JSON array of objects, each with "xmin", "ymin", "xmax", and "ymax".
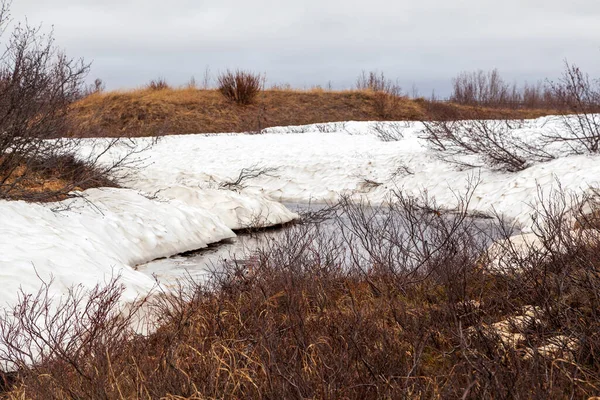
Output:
[
  {"xmin": 2, "ymin": 115, "xmax": 600, "ymax": 308},
  {"xmin": 0, "ymin": 187, "xmax": 296, "ymax": 307},
  {"xmin": 105, "ymin": 116, "xmax": 600, "ymax": 230}
]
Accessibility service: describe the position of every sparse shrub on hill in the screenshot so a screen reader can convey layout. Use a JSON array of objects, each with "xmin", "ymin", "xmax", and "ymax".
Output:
[
  {"xmin": 217, "ymin": 69, "xmax": 264, "ymax": 105},
  {"xmin": 522, "ymin": 80, "xmax": 556, "ymax": 109},
  {"xmin": 185, "ymin": 75, "xmax": 197, "ymax": 89},
  {"xmin": 269, "ymin": 82, "xmax": 293, "ymax": 90},
  {"xmin": 146, "ymin": 77, "xmax": 170, "ymax": 91},
  {"xmin": 78, "ymin": 78, "xmax": 106, "ymax": 99},
  {"xmin": 356, "ymin": 70, "xmax": 404, "ymax": 119},
  {"xmin": 450, "ymin": 69, "xmax": 560, "ymax": 109},
  {"xmin": 356, "ymin": 70, "xmax": 393, "ymax": 92},
  {"xmin": 450, "ymin": 69, "xmax": 516, "ymax": 107}
]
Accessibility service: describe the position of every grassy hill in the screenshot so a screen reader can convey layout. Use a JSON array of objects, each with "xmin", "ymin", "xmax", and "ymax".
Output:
[{"xmin": 69, "ymin": 88, "xmax": 557, "ymax": 137}]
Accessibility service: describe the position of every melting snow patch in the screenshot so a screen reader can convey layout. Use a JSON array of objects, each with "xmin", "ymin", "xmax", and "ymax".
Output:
[{"xmin": 0, "ymin": 187, "xmax": 297, "ymax": 307}]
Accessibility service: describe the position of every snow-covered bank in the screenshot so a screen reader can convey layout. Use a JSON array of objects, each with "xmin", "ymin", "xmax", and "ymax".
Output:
[
  {"xmin": 0, "ymin": 188, "xmax": 297, "ymax": 307},
  {"xmin": 2, "ymin": 115, "xmax": 600, "ymax": 308},
  {"xmin": 105, "ymin": 117, "xmax": 600, "ymax": 230}
]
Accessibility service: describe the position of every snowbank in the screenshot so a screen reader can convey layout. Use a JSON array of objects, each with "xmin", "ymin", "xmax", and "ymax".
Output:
[
  {"xmin": 102, "ymin": 116, "xmax": 600, "ymax": 231},
  {"xmin": 0, "ymin": 187, "xmax": 297, "ymax": 307},
  {"xmin": 3, "ymin": 114, "xmax": 600, "ymax": 308}
]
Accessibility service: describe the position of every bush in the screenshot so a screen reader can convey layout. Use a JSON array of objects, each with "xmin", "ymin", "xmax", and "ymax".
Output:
[
  {"xmin": 419, "ymin": 118, "xmax": 555, "ymax": 172},
  {"xmin": 2, "ymin": 186, "xmax": 600, "ymax": 398},
  {"xmin": 450, "ymin": 69, "xmax": 515, "ymax": 106},
  {"xmin": 0, "ymin": 0, "xmax": 143, "ymax": 201},
  {"xmin": 217, "ymin": 69, "xmax": 263, "ymax": 105},
  {"xmin": 0, "ymin": 1, "xmax": 91, "ymax": 200},
  {"xmin": 547, "ymin": 62, "xmax": 600, "ymax": 153},
  {"xmin": 449, "ymin": 69, "xmax": 563, "ymax": 110},
  {"xmin": 146, "ymin": 77, "xmax": 170, "ymax": 91},
  {"xmin": 78, "ymin": 78, "xmax": 105, "ymax": 99}
]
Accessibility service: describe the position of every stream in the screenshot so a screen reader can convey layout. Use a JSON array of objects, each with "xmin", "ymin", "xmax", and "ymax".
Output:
[{"xmin": 137, "ymin": 202, "xmax": 510, "ymax": 285}]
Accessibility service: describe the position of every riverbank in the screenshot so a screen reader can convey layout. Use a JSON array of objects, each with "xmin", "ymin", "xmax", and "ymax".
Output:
[
  {"xmin": 0, "ymin": 188, "xmax": 297, "ymax": 307},
  {"xmin": 2, "ymin": 116, "xmax": 599, "ymax": 309},
  {"xmin": 3, "ymin": 189, "xmax": 599, "ymax": 399}
]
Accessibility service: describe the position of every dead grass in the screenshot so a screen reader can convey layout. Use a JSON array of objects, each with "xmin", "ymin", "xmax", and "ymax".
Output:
[
  {"xmin": 2, "ymin": 190, "xmax": 600, "ymax": 399},
  {"xmin": 69, "ymin": 88, "xmax": 557, "ymax": 137},
  {"xmin": 0, "ymin": 155, "xmax": 117, "ymax": 202}
]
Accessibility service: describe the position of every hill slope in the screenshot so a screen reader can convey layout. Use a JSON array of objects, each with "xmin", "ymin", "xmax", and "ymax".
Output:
[{"xmin": 70, "ymin": 88, "xmax": 555, "ymax": 137}]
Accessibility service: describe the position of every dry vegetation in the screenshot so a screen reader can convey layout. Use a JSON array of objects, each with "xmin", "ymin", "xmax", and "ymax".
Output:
[
  {"xmin": 0, "ymin": 0, "xmax": 135, "ymax": 202},
  {"xmin": 217, "ymin": 69, "xmax": 264, "ymax": 106},
  {"xmin": 68, "ymin": 87, "xmax": 557, "ymax": 137},
  {"xmin": 1, "ymin": 188, "xmax": 600, "ymax": 399},
  {"xmin": 0, "ymin": 154, "xmax": 116, "ymax": 201},
  {"xmin": 69, "ymin": 66, "xmax": 594, "ymax": 138},
  {"xmin": 3, "ymin": 0, "xmax": 600, "ymax": 396}
]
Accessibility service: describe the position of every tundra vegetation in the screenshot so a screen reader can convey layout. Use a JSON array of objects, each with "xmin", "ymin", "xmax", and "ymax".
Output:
[
  {"xmin": 0, "ymin": 0, "xmax": 146, "ymax": 202},
  {"xmin": 1, "ymin": 186, "xmax": 600, "ymax": 399},
  {"xmin": 1, "ymin": 0, "xmax": 600, "ymax": 398}
]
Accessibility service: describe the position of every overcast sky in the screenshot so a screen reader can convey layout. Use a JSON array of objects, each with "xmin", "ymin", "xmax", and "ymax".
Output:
[{"xmin": 9, "ymin": 0, "xmax": 600, "ymax": 96}]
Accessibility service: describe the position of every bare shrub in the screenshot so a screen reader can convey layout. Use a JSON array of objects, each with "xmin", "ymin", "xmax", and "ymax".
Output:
[
  {"xmin": 389, "ymin": 163, "xmax": 414, "ymax": 179},
  {"xmin": 356, "ymin": 70, "xmax": 392, "ymax": 92},
  {"xmin": 217, "ymin": 69, "xmax": 264, "ymax": 105},
  {"xmin": 522, "ymin": 80, "xmax": 556, "ymax": 109},
  {"xmin": 219, "ymin": 164, "xmax": 278, "ymax": 191},
  {"xmin": 201, "ymin": 65, "xmax": 212, "ymax": 89},
  {"xmin": 370, "ymin": 121, "xmax": 408, "ymax": 141},
  {"xmin": 269, "ymin": 82, "xmax": 293, "ymax": 90},
  {"xmin": 2, "ymin": 185, "xmax": 600, "ymax": 398},
  {"xmin": 185, "ymin": 75, "xmax": 197, "ymax": 89},
  {"xmin": 0, "ymin": 1, "xmax": 153, "ymax": 201},
  {"xmin": 449, "ymin": 68, "xmax": 565, "ymax": 110},
  {"xmin": 420, "ymin": 119, "xmax": 555, "ymax": 171},
  {"xmin": 356, "ymin": 70, "xmax": 404, "ymax": 119},
  {"xmin": 0, "ymin": 277, "xmax": 147, "ymax": 399},
  {"xmin": 146, "ymin": 77, "xmax": 170, "ymax": 91},
  {"xmin": 91, "ymin": 78, "xmax": 105, "ymax": 93},
  {"xmin": 546, "ymin": 62, "xmax": 600, "ymax": 153},
  {"xmin": 79, "ymin": 78, "xmax": 105, "ymax": 98},
  {"xmin": 450, "ymin": 69, "xmax": 516, "ymax": 107},
  {"xmin": 314, "ymin": 122, "xmax": 347, "ymax": 133},
  {"xmin": 0, "ymin": 2, "xmax": 91, "ymax": 200}
]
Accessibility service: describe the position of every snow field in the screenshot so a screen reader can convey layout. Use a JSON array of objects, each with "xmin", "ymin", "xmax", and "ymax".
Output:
[
  {"xmin": 2, "ymin": 115, "xmax": 600, "ymax": 308},
  {"xmin": 0, "ymin": 187, "xmax": 297, "ymax": 307}
]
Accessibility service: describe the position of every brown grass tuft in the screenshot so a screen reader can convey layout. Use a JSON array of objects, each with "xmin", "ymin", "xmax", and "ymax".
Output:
[
  {"xmin": 146, "ymin": 77, "xmax": 170, "ymax": 91},
  {"xmin": 217, "ymin": 69, "xmax": 263, "ymax": 105}
]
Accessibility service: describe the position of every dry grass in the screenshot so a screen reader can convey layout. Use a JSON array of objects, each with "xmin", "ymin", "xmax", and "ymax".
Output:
[
  {"xmin": 1, "ymin": 190, "xmax": 600, "ymax": 399},
  {"xmin": 69, "ymin": 88, "xmax": 557, "ymax": 137},
  {"xmin": 0, "ymin": 155, "xmax": 117, "ymax": 202},
  {"xmin": 217, "ymin": 69, "xmax": 263, "ymax": 105}
]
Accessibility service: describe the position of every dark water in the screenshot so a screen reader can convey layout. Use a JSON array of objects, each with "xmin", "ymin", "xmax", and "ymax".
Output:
[
  {"xmin": 138, "ymin": 202, "xmax": 508, "ymax": 285},
  {"xmin": 139, "ymin": 203, "xmax": 331, "ymax": 282}
]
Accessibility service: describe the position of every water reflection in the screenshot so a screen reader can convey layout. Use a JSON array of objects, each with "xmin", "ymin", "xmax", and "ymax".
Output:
[{"xmin": 138, "ymin": 202, "xmax": 510, "ymax": 285}]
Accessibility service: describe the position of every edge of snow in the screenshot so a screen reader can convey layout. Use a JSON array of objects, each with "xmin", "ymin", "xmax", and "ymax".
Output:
[{"xmin": 0, "ymin": 187, "xmax": 298, "ymax": 307}]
